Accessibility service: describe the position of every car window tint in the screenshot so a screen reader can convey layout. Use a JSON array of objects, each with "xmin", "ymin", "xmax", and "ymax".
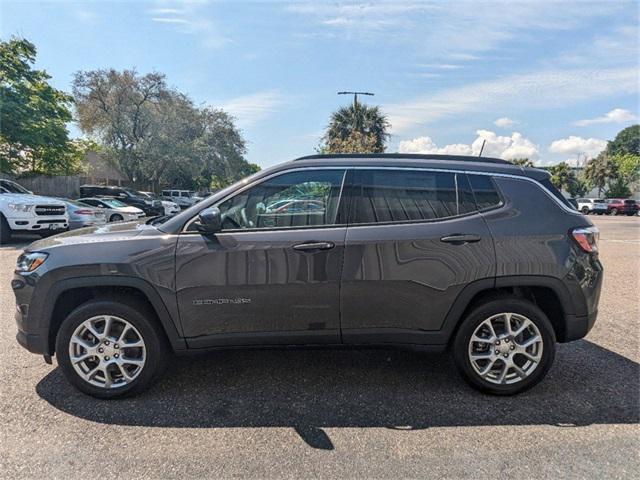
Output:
[
  {"xmin": 217, "ymin": 169, "xmax": 346, "ymax": 230},
  {"xmin": 354, "ymin": 170, "xmax": 474, "ymax": 224},
  {"xmin": 468, "ymin": 175, "xmax": 502, "ymax": 210}
]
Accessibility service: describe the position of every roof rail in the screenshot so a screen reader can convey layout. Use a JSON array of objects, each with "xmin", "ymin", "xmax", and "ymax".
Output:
[{"xmin": 293, "ymin": 153, "xmax": 511, "ymax": 165}]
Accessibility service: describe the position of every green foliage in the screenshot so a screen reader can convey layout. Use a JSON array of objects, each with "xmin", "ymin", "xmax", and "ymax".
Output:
[
  {"xmin": 606, "ymin": 125, "xmax": 640, "ymax": 156},
  {"xmin": 0, "ymin": 37, "xmax": 80, "ymax": 174},
  {"xmin": 584, "ymin": 154, "xmax": 617, "ymax": 197},
  {"xmin": 321, "ymin": 99, "xmax": 390, "ymax": 153},
  {"xmin": 324, "ymin": 130, "xmax": 379, "ymax": 154},
  {"xmin": 511, "ymin": 158, "xmax": 535, "ymax": 167},
  {"xmin": 73, "ymin": 69, "xmax": 255, "ymax": 190}
]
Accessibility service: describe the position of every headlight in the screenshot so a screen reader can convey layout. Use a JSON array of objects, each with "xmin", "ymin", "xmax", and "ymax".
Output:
[
  {"xmin": 8, "ymin": 203, "xmax": 34, "ymax": 212},
  {"xmin": 16, "ymin": 252, "xmax": 48, "ymax": 272}
]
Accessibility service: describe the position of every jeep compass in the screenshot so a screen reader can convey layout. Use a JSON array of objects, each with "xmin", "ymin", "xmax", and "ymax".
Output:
[{"xmin": 13, "ymin": 154, "xmax": 603, "ymax": 398}]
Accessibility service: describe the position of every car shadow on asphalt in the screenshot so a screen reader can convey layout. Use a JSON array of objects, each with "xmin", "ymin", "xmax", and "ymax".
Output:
[{"xmin": 36, "ymin": 340, "xmax": 639, "ymax": 450}]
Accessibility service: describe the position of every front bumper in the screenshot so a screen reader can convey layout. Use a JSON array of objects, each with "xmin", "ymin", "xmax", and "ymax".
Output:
[{"xmin": 7, "ymin": 216, "xmax": 68, "ymax": 232}]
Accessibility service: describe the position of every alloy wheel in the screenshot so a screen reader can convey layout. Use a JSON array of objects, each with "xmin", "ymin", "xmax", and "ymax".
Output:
[
  {"xmin": 68, "ymin": 315, "xmax": 146, "ymax": 389},
  {"xmin": 467, "ymin": 312, "xmax": 543, "ymax": 385}
]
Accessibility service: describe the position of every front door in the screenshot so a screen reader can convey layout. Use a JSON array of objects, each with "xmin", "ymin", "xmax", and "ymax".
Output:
[
  {"xmin": 176, "ymin": 168, "xmax": 348, "ymax": 347},
  {"xmin": 340, "ymin": 168, "xmax": 495, "ymax": 344}
]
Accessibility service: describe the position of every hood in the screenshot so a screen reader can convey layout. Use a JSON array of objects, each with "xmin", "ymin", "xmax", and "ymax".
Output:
[
  {"xmin": 0, "ymin": 193, "xmax": 66, "ymax": 206},
  {"xmin": 26, "ymin": 218, "xmax": 153, "ymax": 250}
]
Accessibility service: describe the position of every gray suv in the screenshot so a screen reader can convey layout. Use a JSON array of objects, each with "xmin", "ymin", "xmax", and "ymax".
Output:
[{"xmin": 13, "ymin": 154, "xmax": 603, "ymax": 398}]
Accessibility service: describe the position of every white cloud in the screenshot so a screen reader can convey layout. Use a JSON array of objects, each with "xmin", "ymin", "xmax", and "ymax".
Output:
[
  {"xmin": 575, "ymin": 108, "xmax": 637, "ymax": 126},
  {"xmin": 398, "ymin": 130, "xmax": 539, "ymax": 161},
  {"xmin": 218, "ymin": 91, "xmax": 286, "ymax": 128},
  {"xmin": 149, "ymin": 2, "xmax": 229, "ymax": 48},
  {"xmin": 494, "ymin": 117, "xmax": 518, "ymax": 128},
  {"xmin": 385, "ymin": 67, "xmax": 638, "ymax": 134},
  {"xmin": 548, "ymin": 136, "xmax": 607, "ymax": 159}
]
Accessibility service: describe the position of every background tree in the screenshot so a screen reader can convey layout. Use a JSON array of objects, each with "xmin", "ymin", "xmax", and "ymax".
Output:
[
  {"xmin": 0, "ymin": 37, "xmax": 80, "ymax": 174},
  {"xmin": 511, "ymin": 158, "xmax": 535, "ymax": 167},
  {"xmin": 606, "ymin": 125, "xmax": 640, "ymax": 156},
  {"xmin": 584, "ymin": 154, "xmax": 616, "ymax": 197},
  {"xmin": 73, "ymin": 68, "xmax": 256, "ymax": 190},
  {"xmin": 321, "ymin": 98, "xmax": 390, "ymax": 153}
]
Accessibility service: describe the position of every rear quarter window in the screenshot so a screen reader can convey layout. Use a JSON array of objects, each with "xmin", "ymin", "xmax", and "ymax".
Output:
[{"xmin": 467, "ymin": 175, "xmax": 502, "ymax": 210}]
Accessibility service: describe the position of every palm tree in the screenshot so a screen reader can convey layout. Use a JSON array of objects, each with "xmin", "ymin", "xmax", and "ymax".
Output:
[
  {"xmin": 584, "ymin": 155, "xmax": 616, "ymax": 197},
  {"xmin": 323, "ymin": 98, "xmax": 390, "ymax": 153}
]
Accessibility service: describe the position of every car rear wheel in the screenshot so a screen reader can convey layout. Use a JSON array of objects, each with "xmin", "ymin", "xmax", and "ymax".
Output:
[
  {"xmin": 581, "ymin": 207, "xmax": 589, "ymax": 214},
  {"xmin": 453, "ymin": 298, "xmax": 556, "ymax": 395},
  {"xmin": 55, "ymin": 299, "xmax": 168, "ymax": 399}
]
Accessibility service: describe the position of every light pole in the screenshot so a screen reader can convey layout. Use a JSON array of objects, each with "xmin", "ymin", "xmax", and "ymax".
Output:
[{"xmin": 337, "ymin": 91, "xmax": 374, "ymax": 108}]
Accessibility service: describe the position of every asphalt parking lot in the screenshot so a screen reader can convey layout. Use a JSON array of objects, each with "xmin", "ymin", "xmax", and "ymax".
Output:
[{"xmin": 1, "ymin": 215, "xmax": 638, "ymax": 479}]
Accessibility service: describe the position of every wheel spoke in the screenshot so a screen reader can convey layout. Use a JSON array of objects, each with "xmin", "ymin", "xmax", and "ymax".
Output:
[
  {"xmin": 103, "ymin": 316, "xmax": 113, "ymax": 339},
  {"xmin": 517, "ymin": 350, "xmax": 542, "ymax": 363},
  {"xmin": 512, "ymin": 364, "xmax": 527, "ymax": 379},
  {"xmin": 102, "ymin": 365, "xmax": 112, "ymax": 388},
  {"xmin": 116, "ymin": 363, "xmax": 134, "ymax": 381},
  {"xmin": 512, "ymin": 320, "xmax": 530, "ymax": 338},
  {"xmin": 121, "ymin": 357, "xmax": 144, "ymax": 367},
  {"xmin": 72, "ymin": 335, "xmax": 94, "ymax": 351},
  {"xmin": 71, "ymin": 353, "xmax": 92, "ymax": 364},
  {"xmin": 503, "ymin": 313, "xmax": 513, "ymax": 335},
  {"xmin": 85, "ymin": 322, "xmax": 103, "ymax": 340},
  {"xmin": 472, "ymin": 334, "xmax": 494, "ymax": 344},
  {"xmin": 479, "ymin": 358, "xmax": 497, "ymax": 376},
  {"xmin": 496, "ymin": 361, "xmax": 509, "ymax": 384},
  {"xmin": 83, "ymin": 365, "xmax": 100, "ymax": 381},
  {"xmin": 518, "ymin": 335, "xmax": 541, "ymax": 349},
  {"xmin": 117, "ymin": 325, "xmax": 131, "ymax": 343}
]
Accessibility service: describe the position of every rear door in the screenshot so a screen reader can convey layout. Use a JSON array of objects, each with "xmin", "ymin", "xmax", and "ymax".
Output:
[
  {"xmin": 340, "ymin": 168, "xmax": 495, "ymax": 344},
  {"xmin": 175, "ymin": 168, "xmax": 349, "ymax": 346}
]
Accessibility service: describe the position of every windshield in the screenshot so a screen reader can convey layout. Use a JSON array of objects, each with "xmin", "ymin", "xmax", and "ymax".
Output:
[
  {"xmin": 102, "ymin": 199, "xmax": 128, "ymax": 208},
  {"xmin": 0, "ymin": 180, "xmax": 30, "ymax": 194}
]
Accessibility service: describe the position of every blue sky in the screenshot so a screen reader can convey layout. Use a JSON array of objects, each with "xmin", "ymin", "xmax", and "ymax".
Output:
[{"xmin": 2, "ymin": 0, "xmax": 639, "ymax": 167}]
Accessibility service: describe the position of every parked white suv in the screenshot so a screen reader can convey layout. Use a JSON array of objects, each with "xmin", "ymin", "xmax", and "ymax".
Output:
[
  {"xmin": 161, "ymin": 189, "xmax": 202, "ymax": 209},
  {"xmin": 576, "ymin": 198, "xmax": 607, "ymax": 215},
  {"xmin": 0, "ymin": 179, "xmax": 68, "ymax": 243}
]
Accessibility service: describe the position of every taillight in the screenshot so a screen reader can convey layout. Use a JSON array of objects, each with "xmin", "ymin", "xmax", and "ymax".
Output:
[{"xmin": 571, "ymin": 226, "xmax": 599, "ymax": 253}]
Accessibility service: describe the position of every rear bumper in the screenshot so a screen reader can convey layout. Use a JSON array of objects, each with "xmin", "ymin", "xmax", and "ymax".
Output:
[{"xmin": 563, "ymin": 309, "xmax": 598, "ymax": 342}]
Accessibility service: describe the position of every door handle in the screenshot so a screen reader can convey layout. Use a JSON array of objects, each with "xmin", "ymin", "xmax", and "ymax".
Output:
[
  {"xmin": 292, "ymin": 241, "xmax": 335, "ymax": 251},
  {"xmin": 440, "ymin": 234, "xmax": 481, "ymax": 245}
]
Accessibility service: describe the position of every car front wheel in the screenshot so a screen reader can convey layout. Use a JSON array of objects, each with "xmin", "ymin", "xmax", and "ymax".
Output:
[
  {"xmin": 453, "ymin": 298, "xmax": 556, "ymax": 395},
  {"xmin": 55, "ymin": 299, "xmax": 168, "ymax": 399}
]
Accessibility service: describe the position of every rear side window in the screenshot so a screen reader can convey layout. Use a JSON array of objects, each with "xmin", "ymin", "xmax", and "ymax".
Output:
[
  {"xmin": 353, "ymin": 170, "xmax": 476, "ymax": 224},
  {"xmin": 539, "ymin": 178, "xmax": 575, "ymax": 210},
  {"xmin": 468, "ymin": 175, "xmax": 502, "ymax": 210}
]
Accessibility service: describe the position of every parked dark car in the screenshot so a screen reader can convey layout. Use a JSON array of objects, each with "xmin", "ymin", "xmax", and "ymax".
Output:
[
  {"xmin": 79, "ymin": 185, "xmax": 164, "ymax": 217},
  {"xmin": 14, "ymin": 154, "xmax": 602, "ymax": 398},
  {"xmin": 605, "ymin": 198, "xmax": 639, "ymax": 216}
]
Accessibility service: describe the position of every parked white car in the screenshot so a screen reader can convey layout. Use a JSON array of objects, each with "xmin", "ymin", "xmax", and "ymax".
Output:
[
  {"xmin": 139, "ymin": 191, "xmax": 180, "ymax": 216},
  {"xmin": 161, "ymin": 189, "xmax": 203, "ymax": 209},
  {"xmin": 78, "ymin": 197, "xmax": 145, "ymax": 222},
  {"xmin": 576, "ymin": 198, "xmax": 607, "ymax": 215},
  {"xmin": 0, "ymin": 179, "xmax": 69, "ymax": 243}
]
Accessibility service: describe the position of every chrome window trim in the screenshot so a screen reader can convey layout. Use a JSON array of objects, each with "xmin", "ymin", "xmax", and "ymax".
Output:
[{"xmin": 181, "ymin": 165, "xmax": 579, "ymax": 233}]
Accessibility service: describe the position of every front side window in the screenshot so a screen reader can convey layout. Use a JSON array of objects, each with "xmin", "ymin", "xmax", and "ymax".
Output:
[
  {"xmin": 217, "ymin": 169, "xmax": 346, "ymax": 230},
  {"xmin": 353, "ymin": 169, "xmax": 476, "ymax": 224}
]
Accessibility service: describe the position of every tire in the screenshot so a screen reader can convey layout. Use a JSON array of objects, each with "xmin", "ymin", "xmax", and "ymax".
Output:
[
  {"xmin": 610, "ymin": 208, "xmax": 618, "ymax": 216},
  {"xmin": 597, "ymin": 212, "xmax": 604, "ymax": 215},
  {"xmin": 581, "ymin": 207, "xmax": 589, "ymax": 215},
  {"xmin": 0, "ymin": 214, "xmax": 12, "ymax": 245},
  {"xmin": 55, "ymin": 298, "xmax": 169, "ymax": 399},
  {"xmin": 110, "ymin": 213, "xmax": 123, "ymax": 222},
  {"xmin": 453, "ymin": 297, "xmax": 556, "ymax": 395}
]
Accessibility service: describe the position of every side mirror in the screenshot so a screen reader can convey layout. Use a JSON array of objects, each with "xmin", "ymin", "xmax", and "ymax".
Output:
[{"xmin": 196, "ymin": 207, "xmax": 221, "ymax": 234}]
